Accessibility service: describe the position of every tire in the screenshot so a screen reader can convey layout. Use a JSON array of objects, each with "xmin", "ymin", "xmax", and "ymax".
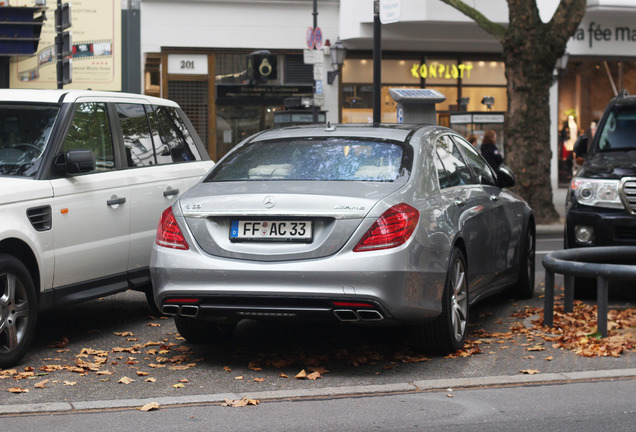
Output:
[
  {"xmin": 174, "ymin": 316, "xmax": 237, "ymax": 344},
  {"xmin": 0, "ymin": 254, "xmax": 38, "ymax": 368},
  {"xmin": 508, "ymin": 223, "xmax": 536, "ymax": 299},
  {"xmin": 412, "ymin": 247, "xmax": 469, "ymax": 354}
]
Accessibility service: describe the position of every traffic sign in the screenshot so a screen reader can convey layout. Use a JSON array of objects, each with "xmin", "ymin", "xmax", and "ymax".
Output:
[
  {"xmin": 314, "ymin": 27, "xmax": 323, "ymax": 50},
  {"xmin": 306, "ymin": 27, "xmax": 315, "ymax": 49}
]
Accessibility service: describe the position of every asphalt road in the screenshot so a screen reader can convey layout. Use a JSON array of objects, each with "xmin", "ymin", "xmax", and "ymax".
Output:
[
  {"xmin": 1, "ymin": 379, "xmax": 634, "ymax": 431},
  {"xmin": 1, "ymin": 232, "xmax": 634, "ymax": 415}
]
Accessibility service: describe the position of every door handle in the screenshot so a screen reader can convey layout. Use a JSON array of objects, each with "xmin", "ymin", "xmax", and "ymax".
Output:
[
  {"xmin": 107, "ymin": 197, "xmax": 126, "ymax": 206},
  {"xmin": 163, "ymin": 188, "xmax": 180, "ymax": 197},
  {"xmin": 454, "ymin": 198, "xmax": 465, "ymax": 206},
  {"xmin": 490, "ymin": 195, "xmax": 499, "ymax": 201}
]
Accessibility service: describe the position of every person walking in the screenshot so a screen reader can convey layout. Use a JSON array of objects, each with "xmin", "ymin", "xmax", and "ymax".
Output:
[{"xmin": 480, "ymin": 129, "xmax": 503, "ymax": 171}]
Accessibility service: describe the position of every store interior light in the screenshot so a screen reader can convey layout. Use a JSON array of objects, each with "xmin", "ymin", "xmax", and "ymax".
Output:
[{"xmin": 327, "ymin": 38, "xmax": 347, "ymax": 85}]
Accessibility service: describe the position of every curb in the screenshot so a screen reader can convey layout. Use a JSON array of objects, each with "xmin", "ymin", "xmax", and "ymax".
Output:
[{"xmin": 1, "ymin": 368, "xmax": 634, "ymax": 415}]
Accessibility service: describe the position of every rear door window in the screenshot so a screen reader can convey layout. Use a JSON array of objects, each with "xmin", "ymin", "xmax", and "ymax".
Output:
[
  {"xmin": 148, "ymin": 106, "xmax": 201, "ymax": 164},
  {"xmin": 116, "ymin": 103, "xmax": 156, "ymax": 168}
]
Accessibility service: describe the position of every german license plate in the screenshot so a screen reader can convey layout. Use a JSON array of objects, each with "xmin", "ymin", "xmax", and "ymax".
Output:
[{"xmin": 230, "ymin": 220, "xmax": 312, "ymax": 241}]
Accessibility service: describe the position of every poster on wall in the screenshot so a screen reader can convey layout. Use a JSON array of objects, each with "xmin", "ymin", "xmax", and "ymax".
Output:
[{"xmin": 9, "ymin": 0, "xmax": 122, "ymax": 90}]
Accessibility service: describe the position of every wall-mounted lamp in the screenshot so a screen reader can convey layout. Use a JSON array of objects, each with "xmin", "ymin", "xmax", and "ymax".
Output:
[
  {"xmin": 481, "ymin": 96, "xmax": 494, "ymax": 110},
  {"xmin": 327, "ymin": 37, "xmax": 347, "ymax": 85}
]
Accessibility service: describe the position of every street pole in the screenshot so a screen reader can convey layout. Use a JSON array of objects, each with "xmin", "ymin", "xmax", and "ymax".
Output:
[
  {"xmin": 312, "ymin": 0, "xmax": 319, "ymax": 123},
  {"xmin": 373, "ymin": 0, "xmax": 381, "ymax": 124},
  {"xmin": 56, "ymin": 0, "xmax": 63, "ymax": 89}
]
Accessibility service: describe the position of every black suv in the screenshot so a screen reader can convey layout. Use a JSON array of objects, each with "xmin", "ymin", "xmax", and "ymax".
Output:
[{"xmin": 566, "ymin": 91, "xmax": 636, "ymax": 249}]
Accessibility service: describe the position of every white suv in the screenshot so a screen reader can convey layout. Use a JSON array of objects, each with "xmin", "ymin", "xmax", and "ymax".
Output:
[{"xmin": 0, "ymin": 90, "xmax": 214, "ymax": 367}]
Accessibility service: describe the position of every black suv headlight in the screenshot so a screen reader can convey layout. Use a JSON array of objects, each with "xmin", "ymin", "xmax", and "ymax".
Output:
[{"xmin": 570, "ymin": 177, "xmax": 623, "ymax": 209}]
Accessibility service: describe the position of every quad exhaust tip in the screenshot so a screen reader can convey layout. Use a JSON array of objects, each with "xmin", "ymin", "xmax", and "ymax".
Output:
[
  {"xmin": 160, "ymin": 304, "xmax": 200, "ymax": 318},
  {"xmin": 334, "ymin": 309, "xmax": 384, "ymax": 322}
]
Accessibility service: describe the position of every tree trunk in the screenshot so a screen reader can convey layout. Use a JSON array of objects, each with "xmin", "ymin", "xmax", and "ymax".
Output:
[
  {"xmin": 439, "ymin": 0, "xmax": 587, "ymax": 225},
  {"xmin": 503, "ymin": 58, "xmax": 560, "ymax": 224}
]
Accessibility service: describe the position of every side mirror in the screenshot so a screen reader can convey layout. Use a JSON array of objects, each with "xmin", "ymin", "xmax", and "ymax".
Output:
[
  {"xmin": 496, "ymin": 165, "xmax": 516, "ymax": 188},
  {"xmin": 55, "ymin": 149, "xmax": 96, "ymax": 174}
]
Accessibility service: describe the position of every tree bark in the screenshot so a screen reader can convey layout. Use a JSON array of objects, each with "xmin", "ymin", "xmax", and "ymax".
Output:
[{"xmin": 440, "ymin": 0, "xmax": 586, "ymax": 224}]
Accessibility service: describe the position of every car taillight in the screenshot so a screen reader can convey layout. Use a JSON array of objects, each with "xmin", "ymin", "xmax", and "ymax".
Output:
[
  {"xmin": 155, "ymin": 207, "xmax": 189, "ymax": 250},
  {"xmin": 354, "ymin": 203, "xmax": 419, "ymax": 252}
]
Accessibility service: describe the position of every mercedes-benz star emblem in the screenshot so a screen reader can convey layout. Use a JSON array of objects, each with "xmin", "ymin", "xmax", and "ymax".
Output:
[{"xmin": 263, "ymin": 196, "xmax": 276, "ymax": 208}]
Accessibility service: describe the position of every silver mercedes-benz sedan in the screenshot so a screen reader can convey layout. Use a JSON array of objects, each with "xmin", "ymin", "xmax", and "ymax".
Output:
[{"xmin": 150, "ymin": 123, "xmax": 535, "ymax": 354}]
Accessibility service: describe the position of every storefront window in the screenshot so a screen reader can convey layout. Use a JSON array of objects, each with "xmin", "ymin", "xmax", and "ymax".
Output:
[{"xmin": 341, "ymin": 57, "xmax": 506, "ymax": 124}]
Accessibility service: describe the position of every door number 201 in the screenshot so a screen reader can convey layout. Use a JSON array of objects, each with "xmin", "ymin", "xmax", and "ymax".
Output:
[{"xmin": 180, "ymin": 60, "xmax": 195, "ymax": 70}]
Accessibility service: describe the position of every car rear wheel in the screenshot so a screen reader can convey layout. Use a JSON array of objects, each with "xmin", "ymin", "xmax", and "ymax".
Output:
[
  {"xmin": 0, "ymin": 254, "xmax": 37, "ymax": 368},
  {"xmin": 412, "ymin": 247, "xmax": 468, "ymax": 354},
  {"xmin": 174, "ymin": 316, "xmax": 237, "ymax": 344},
  {"xmin": 508, "ymin": 223, "xmax": 535, "ymax": 299}
]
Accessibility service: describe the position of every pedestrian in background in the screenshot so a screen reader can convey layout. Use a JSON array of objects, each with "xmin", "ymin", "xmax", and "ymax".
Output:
[
  {"xmin": 480, "ymin": 129, "xmax": 503, "ymax": 171},
  {"xmin": 466, "ymin": 133, "xmax": 478, "ymax": 148}
]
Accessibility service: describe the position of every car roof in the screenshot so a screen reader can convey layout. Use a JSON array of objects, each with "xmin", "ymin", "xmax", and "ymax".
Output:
[
  {"xmin": 249, "ymin": 123, "xmax": 437, "ymax": 143},
  {"xmin": 0, "ymin": 89, "xmax": 179, "ymax": 107}
]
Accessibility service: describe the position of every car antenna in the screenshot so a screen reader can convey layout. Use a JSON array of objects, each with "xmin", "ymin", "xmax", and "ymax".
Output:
[{"xmin": 325, "ymin": 121, "xmax": 336, "ymax": 132}]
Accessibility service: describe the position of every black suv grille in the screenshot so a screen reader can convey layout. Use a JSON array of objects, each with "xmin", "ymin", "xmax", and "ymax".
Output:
[
  {"xmin": 27, "ymin": 205, "xmax": 52, "ymax": 231},
  {"xmin": 621, "ymin": 178, "xmax": 636, "ymax": 214}
]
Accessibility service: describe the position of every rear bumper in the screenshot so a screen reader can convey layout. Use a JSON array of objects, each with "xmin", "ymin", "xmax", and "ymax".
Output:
[{"xmin": 150, "ymin": 243, "xmax": 447, "ymax": 325}]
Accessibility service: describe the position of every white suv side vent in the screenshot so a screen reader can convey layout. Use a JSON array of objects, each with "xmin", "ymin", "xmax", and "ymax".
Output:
[{"xmin": 27, "ymin": 205, "xmax": 52, "ymax": 231}]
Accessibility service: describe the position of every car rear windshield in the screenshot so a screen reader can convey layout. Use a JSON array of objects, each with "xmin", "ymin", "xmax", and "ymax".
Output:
[
  {"xmin": 596, "ymin": 107, "xmax": 636, "ymax": 152},
  {"xmin": 0, "ymin": 104, "xmax": 60, "ymax": 177},
  {"xmin": 205, "ymin": 138, "xmax": 410, "ymax": 182}
]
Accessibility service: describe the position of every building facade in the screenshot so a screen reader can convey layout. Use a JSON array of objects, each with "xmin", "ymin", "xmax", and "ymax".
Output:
[{"xmin": 6, "ymin": 1, "xmax": 636, "ymax": 191}]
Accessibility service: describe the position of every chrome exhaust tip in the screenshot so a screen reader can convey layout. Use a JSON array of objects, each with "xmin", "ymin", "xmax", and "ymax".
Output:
[
  {"xmin": 333, "ymin": 309, "xmax": 359, "ymax": 321},
  {"xmin": 180, "ymin": 305, "xmax": 200, "ymax": 318},
  {"xmin": 161, "ymin": 304, "xmax": 179, "ymax": 316},
  {"xmin": 357, "ymin": 309, "xmax": 384, "ymax": 321}
]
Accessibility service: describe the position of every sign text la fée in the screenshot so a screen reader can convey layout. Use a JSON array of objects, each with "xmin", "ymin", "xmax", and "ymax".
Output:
[
  {"xmin": 411, "ymin": 63, "xmax": 474, "ymax": 80},
  {"xmin": 567, "ymin": 14, "xmax": 636, "ymax": 56}
]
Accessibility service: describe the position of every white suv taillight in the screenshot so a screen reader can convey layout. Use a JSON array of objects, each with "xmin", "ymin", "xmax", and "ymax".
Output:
[
  {"xmin": 354, "ymin": 203, "xmax": 420, "ymax": 252},
  {"xmin": 155, "ymin": 207, "xmax": 189, "ymax": 250}
]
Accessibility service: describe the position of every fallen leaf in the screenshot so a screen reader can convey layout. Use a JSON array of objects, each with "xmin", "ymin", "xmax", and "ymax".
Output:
[
  {"xmin": 118, "ymin": 376, "xmax": 135, "ymax": 384},
  {"xmin": 307, "ymin": 372, "xmax": 321, "ymax": 380},
  {"xmin": 145, "ymin": 377, "xmax": 157, "ymax": 383},
  {"xmin": 139, "ymin": 402, "xmax": 160, "ymax": 412},
  {"xmin": 34, "ymin": 379, "xmax": 50, "ymax": 389},
  {"xmin": 519, "ymin": 369, "xmax": 540, "ymax": 375},
  {"xmin": 234, "ymin": 376, "xmax": 244, "ymax": 380},
  {"xmin": 295, "ymin": 369, "xmax": 307, "ymax": 379},
  {"xmin": 173, "ymin": 383, "xmax": 185, "ymax": 388},
  {"xmin": 8, "ymin": 387, "xmax": 28, "ymax": 393},
  {"xmin": 254, "ymin": 377, "xmax": 265, "ymax": 382},
  {"xmin": 64, "ymin": 381, "xmax": 77, "ymax": 386},
  {"xmin": 545, "ymin": 356, "xmax": 554, "ymax": 361},
  {"xmin": 222, "ymin": 398, "xmax": 259, "ymax": 407},
  {"xmin": 136, "ymin": 371, "xmax": 149, "ymax": 377}
]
